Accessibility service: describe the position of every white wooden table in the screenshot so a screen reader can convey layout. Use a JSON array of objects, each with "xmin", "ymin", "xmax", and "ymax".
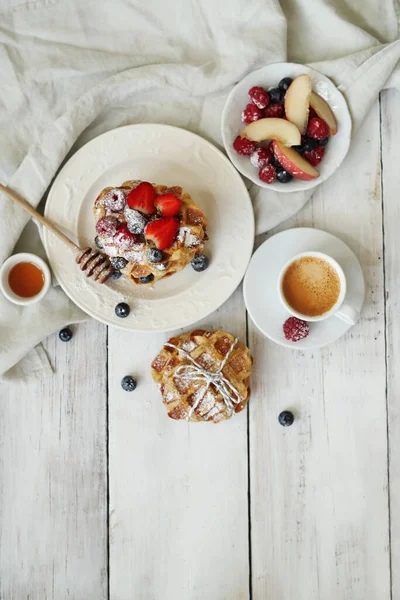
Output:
[{"xmin": 1, "ymin": 93, "xmax": 399, "ymax": 600}]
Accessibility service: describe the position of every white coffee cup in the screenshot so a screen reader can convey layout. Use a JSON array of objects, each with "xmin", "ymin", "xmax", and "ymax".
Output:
[{"xmin": 277, "ymin": 251, "xmax": 359, "ymax": 325}]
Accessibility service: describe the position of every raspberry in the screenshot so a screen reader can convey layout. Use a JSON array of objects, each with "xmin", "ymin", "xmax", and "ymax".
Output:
[
  {"xmin": 104, "ymin": 188, "xmax": 126, "ymax": 212},
  {"xmin": 283, "ymin": 317, "xmax": 309, "ymax": 342},
  {"xmin": 248, "ymin": 86, "xmax": 270, "ymax": 109},
  {"xmin": 258, "ymin": 164, "xmax": 276, "ymax": 184},
  {"xmin": 303, "ymin": 146, "xmax": 325, "ymax": 166},
  {"xmin": 308, "ymin": 107, "xmax": 318, "ymax": 120},
  {"xmin": 95, "ymin": 216, "xmax": 120, "ymax": 237},
  {"xmin": 233, "ymin": 136, "xmax": 256, "ymax": 156},
  {"xmin": 306, "ymin": 117, "xmax": 330, "ymax": 140},
  {"xmin": 242, "ymin": 103, "xmax": 263, "ymax": 124},
  {"xmin": 250, "ymin": 147, "xmax": 272, "ymax": 168},
  {"xmin": 264, "ymin": 103, "xmax": 284, "ymax": 118}
]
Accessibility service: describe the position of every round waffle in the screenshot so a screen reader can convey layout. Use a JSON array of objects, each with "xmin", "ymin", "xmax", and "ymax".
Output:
[
  {"xmin": 151, "ymin": 329, "xmax": 253, "ymax": 423},
  {"xmin": 94, "ymin": 180, "xmax": 208, "ymax": 285}
]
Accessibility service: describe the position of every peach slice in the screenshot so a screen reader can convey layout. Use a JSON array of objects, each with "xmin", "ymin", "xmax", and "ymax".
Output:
[
  {"xmin": 309, "ymin": 92, "xmax": 338, "ymax": 135},
  {"xmin": 272, "ymin": 140, "xmax": 319, "ymax": 181},
  {"xmin": 284, "ymin": 74, "xmax": 312, "ymax": 135},
  {"xmin": 240, "ymin": 118, "xmax": 301, "ymax": 147}
]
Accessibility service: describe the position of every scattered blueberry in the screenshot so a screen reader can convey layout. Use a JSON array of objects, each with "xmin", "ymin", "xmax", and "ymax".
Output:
[
  {"xmin": 191, "ymin": 254, "xmax": 209, "ymax": 272},
  {"xmin": 319, "ymin": 137, "xmax": 329, "ymax": 146},
  {"xmin": 121, "ymin": 375, "xmax": 137, "ymax": 392},
  {"xmin": 301, "ymin": 137, "xmax": 318, "ymax": 152},
  {"xmin": 268, "ymin": 87, "xmax": 283, "ymax": 104},
  {"xmin": 115, "ymin": 302, "xmax": 130, "ymax": 318},
  {"xmin": 276, "ymin": 169, "xmax": 293, "ymax": 183},
  {"xmin": 111, "ymin": 256, "xmax": 128, "ymax": 270},
  {"xmin": 139, "ymin": 273, "xmax": 154, "ymax": 284},
  {"xmin": 278, "ymin": 77, "xmax": 293, "ymax": 91},
  {"xmin": 94, "ymin": 236, "xmax": 104, "ymax": 250},
  {"xmin": 59, "ymin": 327, "xmax": 73, "ymax": 342},
  {"xmin": 278, "ymin": 410, "xmax": 294, "ymax": 427},
  {"xmin": 110, "ymin": 269, "xmax": 122, "ymax": 280},
  {"xmin": 148, "ymin": 248, "xmax": 163, "ymax": 263}
]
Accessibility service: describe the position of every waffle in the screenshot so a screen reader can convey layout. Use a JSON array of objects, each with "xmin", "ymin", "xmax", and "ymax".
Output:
[
  {"xmin": 93, "ymin": 180, "xmax": 208, "ymax": 285},
  {"xmin": 151, "ymin": 329, "xmax": 253, "ymax": 423}
]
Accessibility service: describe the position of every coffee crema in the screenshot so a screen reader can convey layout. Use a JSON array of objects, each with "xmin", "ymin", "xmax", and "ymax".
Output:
[{"xmin": 282, "ymin": 256, "xmax": 341, "ymax": 317}]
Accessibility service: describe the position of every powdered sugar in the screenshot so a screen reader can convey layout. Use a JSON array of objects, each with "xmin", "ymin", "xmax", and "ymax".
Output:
[
  {"xmin": 182, "ymin": 339, "xmax": 197, "ymax": 353},
  {"xmin": 124, "ymin": 206, "xmax": 148, "ymax": 234},
  {"xmin": 177, "ymin": 227, "xmax": 200, "ymax": 248},
  {"xmin": 105, "ymin": 188, "xmax": 126, "ymax": 212}
]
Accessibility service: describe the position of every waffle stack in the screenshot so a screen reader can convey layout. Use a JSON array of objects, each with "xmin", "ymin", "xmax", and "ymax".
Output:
[
  {"xmin": 151, "ymin": 329, "xmax": 253, "ymax": 423},
  {"xmin": 93, "ymin": 180, "xmax": 208, "ymax": 285}
]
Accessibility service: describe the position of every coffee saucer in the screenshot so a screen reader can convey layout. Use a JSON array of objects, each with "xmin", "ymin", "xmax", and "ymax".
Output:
[{"xmin": 243, "ymin": 228, "xmax": 365, "ymax": 349}]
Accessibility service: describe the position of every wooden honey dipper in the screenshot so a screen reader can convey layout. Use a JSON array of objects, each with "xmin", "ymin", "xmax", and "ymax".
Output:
[{"xmin": 0, "ymin": 183, "xmax": 114, "ymax": 284}]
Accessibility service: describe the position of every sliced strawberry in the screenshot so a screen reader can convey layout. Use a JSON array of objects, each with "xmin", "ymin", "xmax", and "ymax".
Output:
[
  {"xmin": 127, "ymin": 182, "xmax": 156, "ymax": 215},
  {"xmin": 113, "ymin": 224, "xmax": 140, "ymax": 250},
  {"xmin": 145, "ymin": 217, "xmax": 179, "ymax": 250},
  {"xmin": 155, "ymin": 193, "xmax": 182, "ymax": 217}
]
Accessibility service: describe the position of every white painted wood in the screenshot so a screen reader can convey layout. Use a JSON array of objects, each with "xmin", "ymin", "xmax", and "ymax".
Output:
[
  {"xmin": 249, "ymin": 105, "xmax": 391, "ymax": 599},
  {"xmin": 381, "ymin": 88, "xmax": 400, "ymax": 600},
  {"xmin": 108, "ymin": 288, "xmax": 249, "ymax": 600},
  {"xmin": 0, "ymin": 320, "xmax": 108, "ymax": 600}
]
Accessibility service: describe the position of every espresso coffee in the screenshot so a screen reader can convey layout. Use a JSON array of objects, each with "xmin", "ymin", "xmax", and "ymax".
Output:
[{"xmin": 282, "ymin": 256, "xmax": 341, "ymax": 317}]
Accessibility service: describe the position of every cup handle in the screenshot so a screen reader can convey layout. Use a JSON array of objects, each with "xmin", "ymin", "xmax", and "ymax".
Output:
[{"xmin": 335, "ymin": 304, "xmax": 359, "ymax": 326}]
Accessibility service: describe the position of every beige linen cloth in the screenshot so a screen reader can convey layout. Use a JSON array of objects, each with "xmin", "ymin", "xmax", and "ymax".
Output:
[{"xmin": 1, "ymin": 0, "xmax": 400, "ymax": 381}]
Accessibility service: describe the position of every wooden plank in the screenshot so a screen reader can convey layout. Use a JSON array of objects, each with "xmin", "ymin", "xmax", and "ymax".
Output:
[
  {"xmin": 0, "ymin": 320, "xmax": 108, "ymax": 600},
  {"xmin": 249, "ymin": 105, "xmax": 390, "ymax": 599},
  {"xmin": 381, "ymin": 88, "xmax": 400, "ymax": 600},
  {"xmin": 108, "ymin": 288, "xmax": 249, "ymax": 600}
]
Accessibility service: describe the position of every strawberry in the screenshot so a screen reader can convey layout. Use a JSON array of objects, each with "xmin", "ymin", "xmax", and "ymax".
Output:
[
  {"xmin": 303, "ymin": 146, "xmax": 325, "ymax": 166},
  {"xmin": 242, "ymin": 103, "xmax": 263, "ymax": 123},
  {"xmin": 263, "ymin": 103, "xmax": 284, "ymax": 118},
  {"xmin": 155, "ymin": 193, "xmax": 182, "ymax": 217},
  {"xmin": 233, "ymin": 136, "xmax": 256, "ymax": 156},
  {"xmin": 127, "ymin": 182, "xmax": 156, "ymax": 215},
  {"xmin": 306, "ymin": 117, "xmax": 330, "ymax": 141},
  {"xmin": 145, "ymin": 217, "xmax": 179, "ymax": 250},
  {"xmin": 113, "ymin": 224, "xmax": 140, "ymax": 250}
]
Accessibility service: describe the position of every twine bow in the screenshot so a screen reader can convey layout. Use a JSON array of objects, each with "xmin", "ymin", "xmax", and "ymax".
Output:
[{"xmin": 164, "ymin": 337, "xmax": 242, "ymax": 421}]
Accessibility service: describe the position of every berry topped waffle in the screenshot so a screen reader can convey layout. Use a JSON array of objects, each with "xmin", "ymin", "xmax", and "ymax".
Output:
[{"xmin": 94, "ymin": 180, "xmax": 208, "ymax": 285}]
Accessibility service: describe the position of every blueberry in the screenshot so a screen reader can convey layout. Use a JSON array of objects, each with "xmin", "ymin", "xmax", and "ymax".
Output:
[
  {"xmin": 301, "ymin": 137, "xmax": 318, "ymax": 152},
  {"xmin": 148, "ymin": 248, "xmax": 163, "ymax": 263},
  {"xmin": 138, "ymin": 273, "xmax": 154, "ymax": 284},
  {"xmin": 269, "ymin": 87, "xmax": 283, "ymax": 104},
  {"xmin": 319, "ymin": 137, "xmax": 329, "ymax": 146},
  {"xmin": 276, "ymin": 169, "xmax": 293, "ymax": 183},
  {"xmin": 278, "ymin": 77, "xmax": 293, "ymax": 91},
  {"xmin": 191, "ymin": 254, "xmax": 209, "ymax": 272},
  {"xmin": 271, "ymin": 156, "xmax": 282, "ymax": 169},
  {"xmin": 111, "ymin": 257, "xmax": 128, "ymax": 270},
  {"xmin": 115, "ymin": 302, "xmax": 130, "ymax": 318},
  {"xmin": 94, "ymin": 235, "xmax": 104, "ymax": 250},
  {"xmin": 110, "ymin": 269, "xmax": 122, "ymax": 280},
  {"xmin": 121, "ymin": 375, "xmax": 137, "ymax": 392},
  {"xmin": 292, "ymin": 145, "xmax": 304, "ymax": 155},
  {"xmin": 59, "ymin": 327, "xmax": 73, "ymax": 342},
  {"xmin": 278, "ymin": 410, "xmax": 294, "ymax": 426}
]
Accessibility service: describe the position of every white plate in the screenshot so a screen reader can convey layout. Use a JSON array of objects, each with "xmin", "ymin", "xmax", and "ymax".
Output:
[
  {"xmin": 221, "ymin": 62, "xmax": 352, "ymax": 192},
  {"xmin": 43, "ymin": 124, "xmax": 254, "ymax": 332},
  {"xmin": 243, "ymin": 228, "xmax": 365, "ymax": 349}
]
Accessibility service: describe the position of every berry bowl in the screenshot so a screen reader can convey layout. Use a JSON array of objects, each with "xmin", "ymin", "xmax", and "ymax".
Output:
[{"xmin": 221, "ymin": 62, "xmax": 352, "ymax": 193}]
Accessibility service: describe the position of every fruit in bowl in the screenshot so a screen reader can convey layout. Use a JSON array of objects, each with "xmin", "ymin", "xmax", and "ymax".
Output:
[{"xmin": 232, "ymin": 75, "xmax": 338, "ymax": 185}]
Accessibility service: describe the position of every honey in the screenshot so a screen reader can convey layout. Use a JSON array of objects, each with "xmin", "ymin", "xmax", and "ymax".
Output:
[{"xmin": 8, "ymin": 262, "xmax": 45, "ymax": 298}]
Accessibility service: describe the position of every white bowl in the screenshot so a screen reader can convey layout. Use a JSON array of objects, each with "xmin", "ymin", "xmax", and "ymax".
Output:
[
  {"xmin": 221, "ymin": 62, "xmax": 352, "ymax": 193},
  {"xmin": 0, "ymin": 252, "xmax": 51, "ymax": 306}
]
